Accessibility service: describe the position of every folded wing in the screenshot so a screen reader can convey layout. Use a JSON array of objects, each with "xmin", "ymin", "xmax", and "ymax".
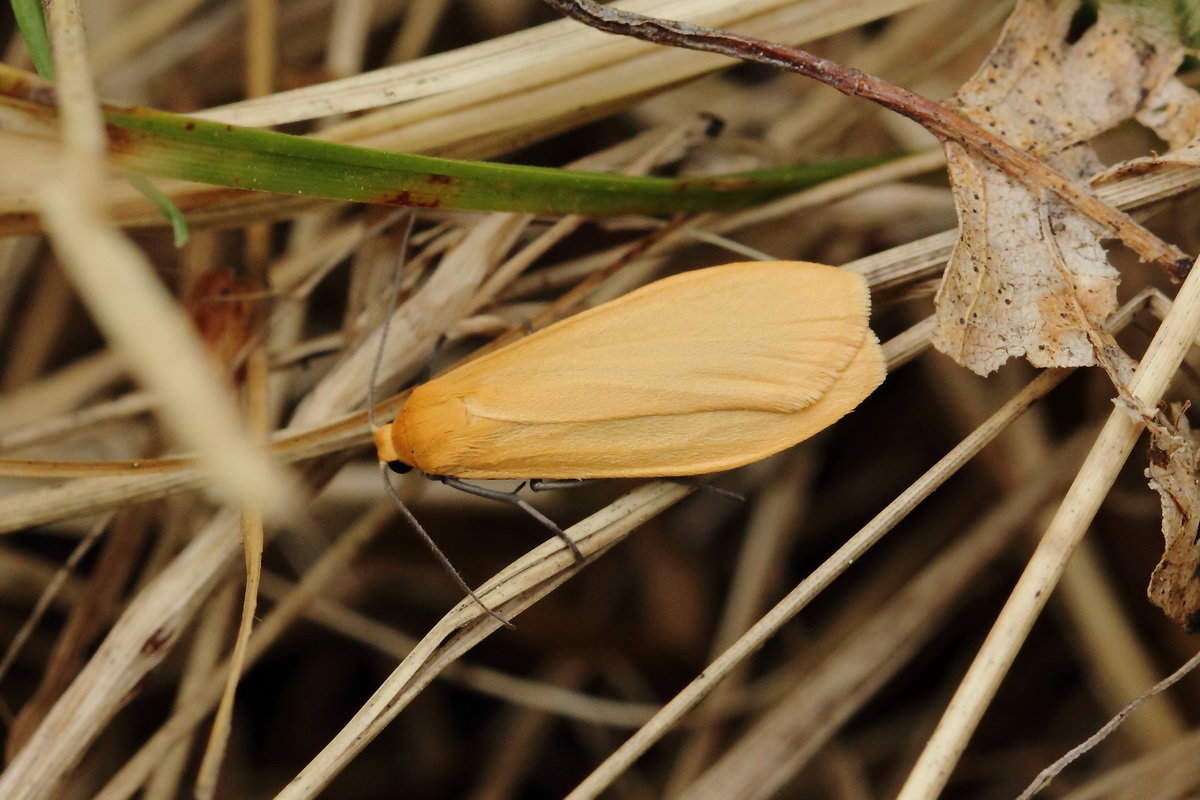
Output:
[
  {"xmin": 449, "ymin": 261, "xmax": 872, "ymax": 422},
  {"xmin": 397, "ymin": 261, "xmax": 885, "ymax": 478}
]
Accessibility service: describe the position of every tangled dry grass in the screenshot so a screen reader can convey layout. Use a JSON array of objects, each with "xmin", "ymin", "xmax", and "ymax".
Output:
[{"xmin": 3, "ymin": 1, "xmax": 1200, "ymax": 799}]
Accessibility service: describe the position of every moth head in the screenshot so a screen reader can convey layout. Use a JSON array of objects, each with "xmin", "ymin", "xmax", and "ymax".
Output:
[{"xmin": 373, "ymin": 422, "xmax": 414, "ymax": 474}]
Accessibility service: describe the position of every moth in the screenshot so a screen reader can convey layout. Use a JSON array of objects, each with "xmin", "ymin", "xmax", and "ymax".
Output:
[
  {"xmin": 373, "ymin": 260, "xmax": 885, "ymax": 621},
  {"xmin": 376, "ymin": 260, "xmax": 885, "ymax": 479}
]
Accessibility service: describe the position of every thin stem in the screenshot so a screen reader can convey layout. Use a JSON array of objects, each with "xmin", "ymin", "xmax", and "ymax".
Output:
[{"xmin": 542, "ymin": 0, "xmax": 1190, "ymax": 278}]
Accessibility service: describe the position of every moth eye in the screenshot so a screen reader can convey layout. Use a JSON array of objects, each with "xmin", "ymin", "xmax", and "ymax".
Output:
[{"xmin": 387, "ymin": 461, "xmax": 413, "ymax": 475}]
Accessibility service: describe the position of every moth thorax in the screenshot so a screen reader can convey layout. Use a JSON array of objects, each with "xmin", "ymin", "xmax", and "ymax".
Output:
[{"xmin": 373, "ymin": 423, "xmax": 407, "ymax": 466}]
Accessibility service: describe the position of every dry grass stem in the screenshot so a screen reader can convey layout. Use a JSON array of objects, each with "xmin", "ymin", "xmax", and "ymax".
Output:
[
  {"xmin": 256, "ymin": 574, "xmax": 659, "ymax": 728},
  {"xmin": 0, "ymin": 508, "xmax": 241, "ymax": 800},
  {"xmin": 201, "ymin": 0, "xmax": 924, "ymax": 127},
  {"xmin": 91, "ymin": 503, "xmax": 396, "ymax": 800},
  {"xmin": 559, "ymin": 288, "xmax": 1156, "ymax": 800},
  {"xmin": 899, "ymin": 269, "xmax": 1200, "ymax": 799},
  {"xmin": 275, "ymin": 481, "xmax": 692, "ymax": 800},
  {"xmin": 1017, "ymin": 644, "xmax": 1200, "ymax": 799},
  {"xmin": 679, "ymin": 432, "xmax": 1092, "ymax": 800},
  {"xmin": 34, "ymin": 0, "xmax": 298, "ymax": 521}
]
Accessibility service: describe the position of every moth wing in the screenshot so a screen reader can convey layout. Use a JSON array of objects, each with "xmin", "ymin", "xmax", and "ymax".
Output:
[
  {"xmin": 410, "ymin": 328, "xmax": 885, "ymax": 478},
  {"xmin": 440, "ymin": 261, "xmax": 872, "ymax": 424}
]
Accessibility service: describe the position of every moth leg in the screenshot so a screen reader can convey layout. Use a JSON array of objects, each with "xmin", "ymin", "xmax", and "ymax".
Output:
[
  {"xmin": 663, "ymin": 477, "xmax": 745, "ymax": 502},
  {"xmin": 528, "ymin": 478, "xmax": 593, "ymax": 492},
  {"xmin": 436, "ymin": 476, "xmax": 585, "ymax": 562},
  {"xmin": 531, "ymin": 477, "xmax": 743, "ymax": 501}
]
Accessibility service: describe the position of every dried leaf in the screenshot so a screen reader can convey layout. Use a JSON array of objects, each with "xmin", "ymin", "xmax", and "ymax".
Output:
[
  {"xmin": 1145, "ymin": 403, "xmax": 1200, "ymax": 631},
  {"xmin": 1094, "ymin": 77, "xmax": 1200, "ymax": 183},
  {"xmin": 184, "ymin": 268, "xmax": 256, "ymax": 383},
  {"xmin": 1133, "ymin": 74, "xmax": 1200, "ymax": 150},
  {"xmin": 932, "ymin": 0, "xmax": 1186, "ymax": 375}
]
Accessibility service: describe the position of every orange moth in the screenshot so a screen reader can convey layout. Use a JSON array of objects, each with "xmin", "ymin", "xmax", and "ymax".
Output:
[{"xmin": 374, "ymin": 261, "xmax": 885, "ymax": 479}]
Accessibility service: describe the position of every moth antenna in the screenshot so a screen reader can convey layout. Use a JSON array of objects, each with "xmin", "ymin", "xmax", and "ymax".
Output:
[
  {"xmin": 367, "ymin": 212, "xmax": 417, "ymax": 430},
  {"xmin": 368, "ymin": 216, "xmax": 511, "ymax": 628},
  {"xmin": 379, "ymin": 464, "xmax": 514, "ymax": 629}
]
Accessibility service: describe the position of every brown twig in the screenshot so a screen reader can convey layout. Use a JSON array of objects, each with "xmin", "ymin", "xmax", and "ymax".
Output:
[{"xmin": 542, "ymin": 0, "xmax": 1192, "ymax": 279}]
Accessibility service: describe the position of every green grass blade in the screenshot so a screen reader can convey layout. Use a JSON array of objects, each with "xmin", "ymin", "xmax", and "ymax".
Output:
[
  {"xmin": 125, "ymin": 173, "xmax": 190, "ymax": 246},
  {"xmin": 0, "ymin": 64, "xmax": 904, "ymax": 217},
  {"xmin": 10, "ymin": 0, "xmax": 54, "ymax": 79}
]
